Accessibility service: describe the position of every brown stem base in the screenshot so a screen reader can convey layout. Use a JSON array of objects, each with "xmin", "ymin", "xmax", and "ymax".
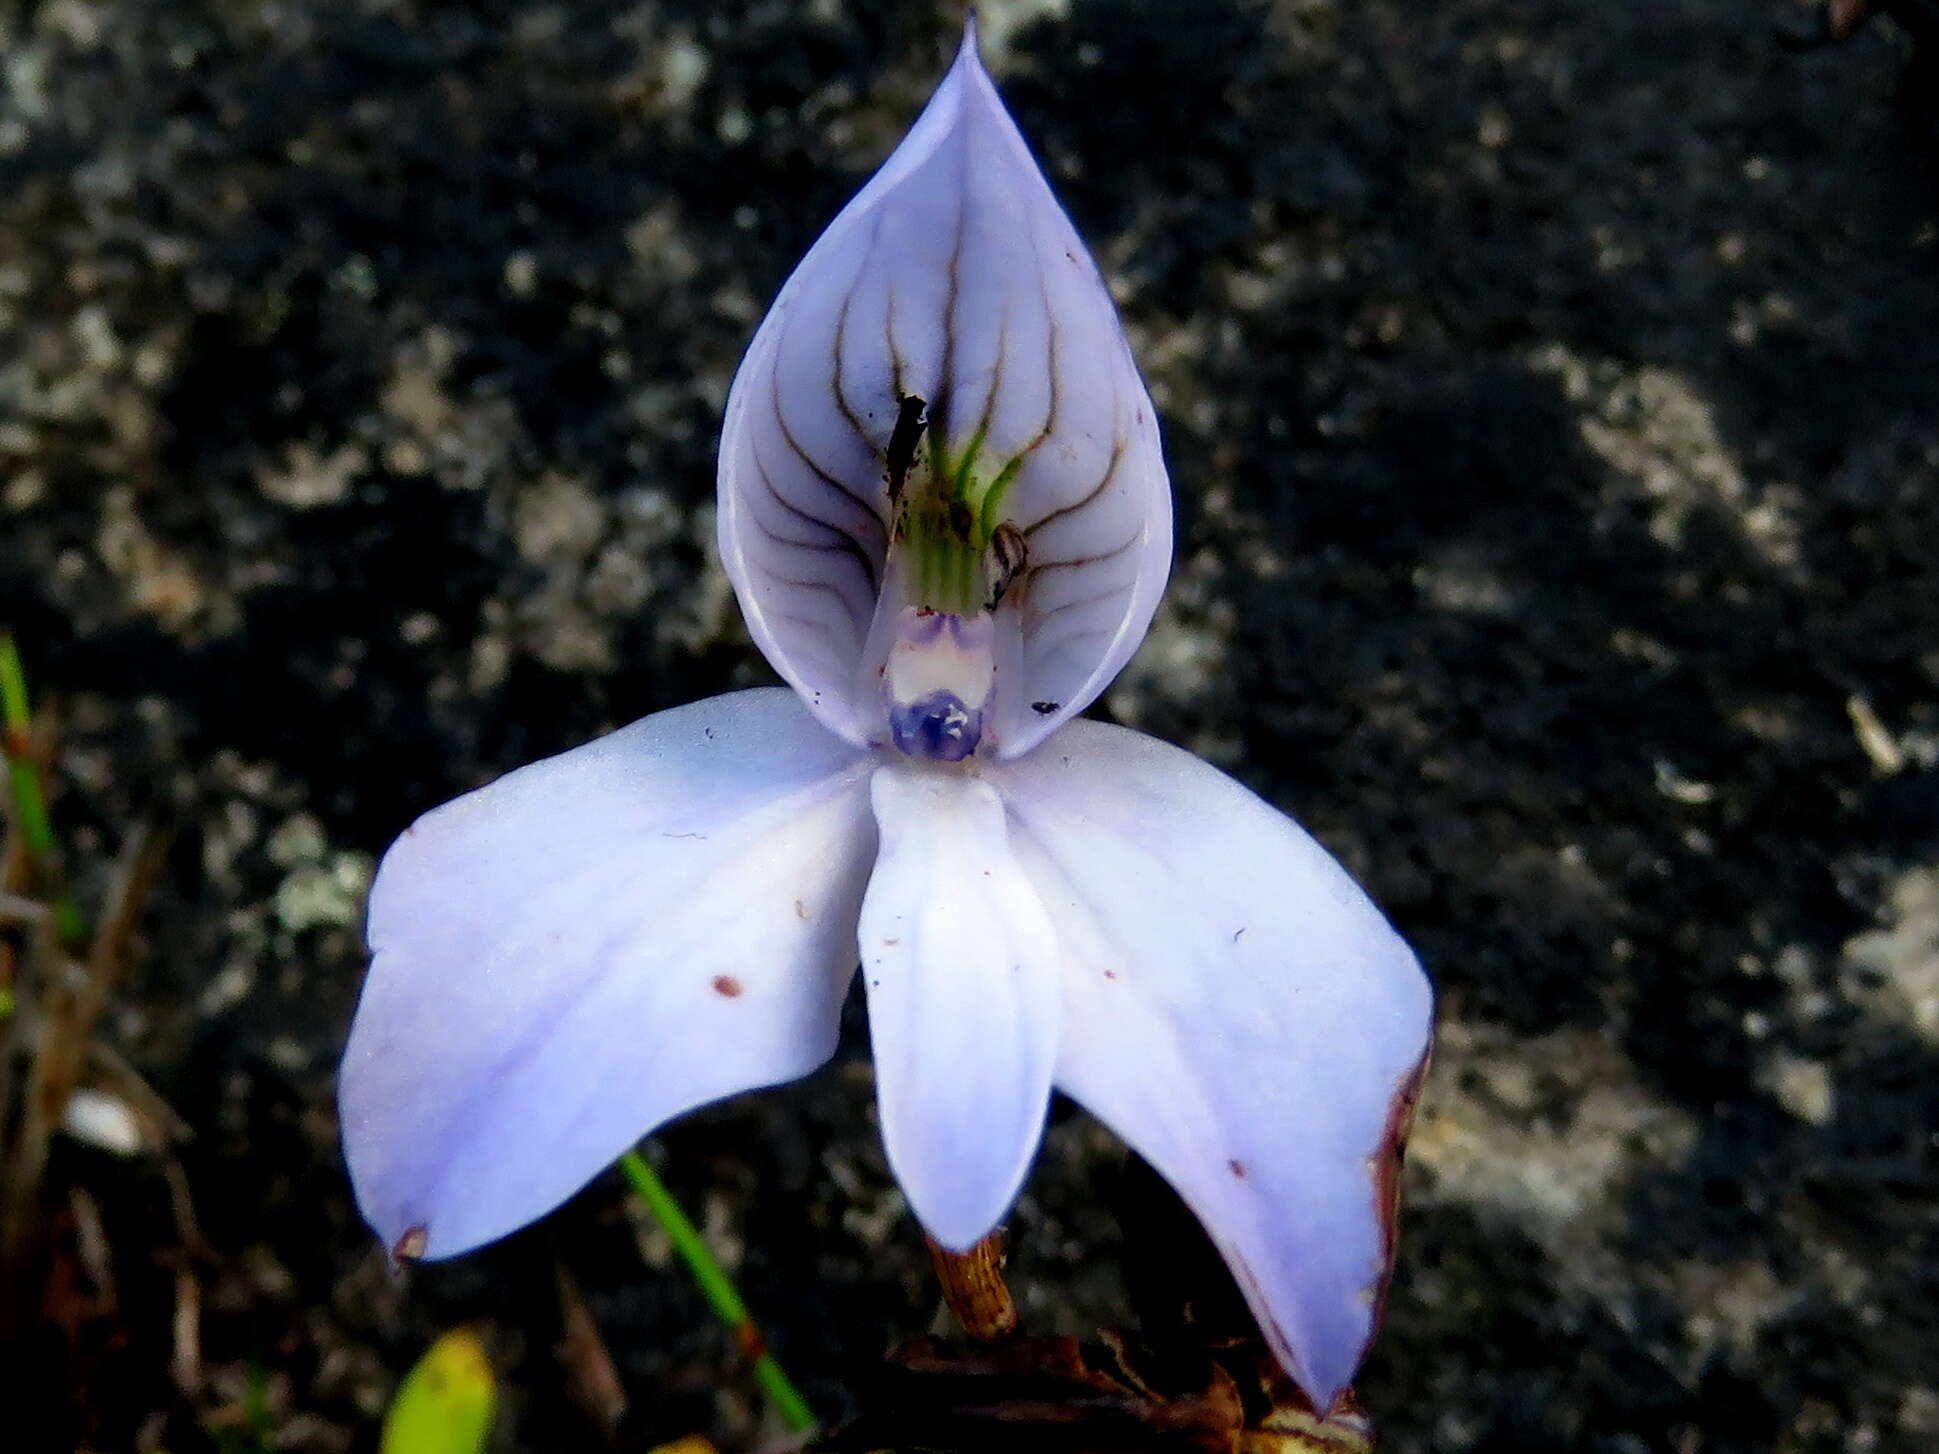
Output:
[{"xmin": 924, "ymin": 1231, "xmax": 1019, "ymax": 1344}]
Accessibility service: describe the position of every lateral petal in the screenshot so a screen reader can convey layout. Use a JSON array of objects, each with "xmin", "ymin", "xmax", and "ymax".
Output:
[
  {"xmin": 858, "ymin": 762, "xmax": 1061, "ymax": 1251},
  {"xmin": 991, "ymin": 723, "xmax": 1434, "ymax": 1410},
  {"xmin": 339, "ymin": 690, "xmax": 874, "ymax": 1260}
]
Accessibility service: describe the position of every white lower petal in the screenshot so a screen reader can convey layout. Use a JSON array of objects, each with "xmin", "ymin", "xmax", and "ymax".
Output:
[
  {"xmin": 859, "ymin": 763, "xmax": 1061, "ymax": 1251},
  {"xmin": 339, "ymin": 689, "xmax": 874, "ymax": 1260},
  {"xmin": 991, "ymin": 722, "xmax": 1433, "ymax": 1410}
]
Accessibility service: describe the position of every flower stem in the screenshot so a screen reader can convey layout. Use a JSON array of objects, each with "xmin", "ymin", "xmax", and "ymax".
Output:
[
  {"xmin": 924, "ymin": 1231, "xmax": 1018, "ymax": 1343},
  {"xmin": 0, "ymin": 631, "xmax": 86, "ymax": 946},
  {"xmin": 616, "ymin": 1148, "xmax": 816, "ymax": 1435}
]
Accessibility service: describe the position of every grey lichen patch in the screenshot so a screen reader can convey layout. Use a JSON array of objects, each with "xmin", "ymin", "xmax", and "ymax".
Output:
[
  {"xmin": 1667, "ymin": 1256, "xmax": 1796, "ymax": 1358},
  {"xmin": 606, "ymin": 17, "xmax": 712, "ymax": 122},
  {"xmin": 495, "ymin": 475, "xmax": 699, "ymax": 676},
  {"xmin": 1531, "ymin": 343, "xmax": 1804, "ymax": 569},
  {"xmin": 266, "ymin": 814, "xmax": 329, "ymax": 871},
  {"xmin": 258, "ymin": 441, "xmax": 366, "ymax": 510},
  {"xmin": 1842, "ymin": 865, "xmax": 1939, "ymax": 1043},
  {"xmin": 623, "ymin": 202, "xmax": 702, "ymax": 286},
  {"xmin": 95, "ymin": 484, "xmax": 234, "ymax": 636},
  {"xmin": 500, "ymin": 471, "xmax": 619, "ymax": 672},
  {"xmin": 502, "ymin": 249, "xmax": 538, "ymax": 298},
  {"xmin": 512, "ymin": 471, "xmax": 606, "ymax": 566},
  {"xmin": 1902, "ymin": 1388, "xmax": 1939, "ymax": 1438},
  {"xmin": 1757, "ymin": 1051, "xmax": 1836, "ymax": 1127},
  {"xmin": 467, "ymin": 601, "xmax": 515, "ymax": 694},
  {"xmin": 273, "ymin": 855, "xmax": 375, "ymax": 937},
  {"xmin": 655, "ymin": 35, "xmax": 710, "ymax": 114},
  {"xmin": 1108, "ymin": 544, "xmax": 1240, "ymax": 766},
  {"xmin": 973, "ymin": 0, "xmax": 1072, "ymax": 57},
  {"xmin": 268, "ymin": 812, "xmax": 375, "ymax": 936},
  {"xmin": 1414, "ymin": 543, "xmax": 1520, "ymax": 618},
  {"xmin": 1408, "ymin": 1023, "xmax": 1698, "ymax": 1259},
  {"xmin": 378, "ymin": 327, "xmax": 522, "ymax": 490},
  {"xmin": 583, "ymin": 540, "xmax": 652, "ymax": 617},
  {"xmin": 378, "ymin": 329, "xmax": 460, "ymax": 455}
]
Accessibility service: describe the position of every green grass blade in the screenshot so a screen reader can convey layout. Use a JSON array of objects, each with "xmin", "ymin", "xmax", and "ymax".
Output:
[
  {"xmin": 0, "ymin": 631, "xmax": 87, "ymax": 945},
  {"xmin": 618, "ymin": 1148, "xmax": 816, "ymax": 1434}
]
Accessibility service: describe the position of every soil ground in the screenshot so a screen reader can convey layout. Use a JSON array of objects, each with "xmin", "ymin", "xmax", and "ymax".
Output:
[{"xmin": 2, "ymin": 1, "xmax": 1937, "ymax": 1450}]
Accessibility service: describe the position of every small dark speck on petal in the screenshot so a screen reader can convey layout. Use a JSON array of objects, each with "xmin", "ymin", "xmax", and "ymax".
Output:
[
  {"xmin": 664, "ymin": 832, "xmax": 706, "ymax": 840},
  {"xmin": 1030, "ymin": 701, "xmax": 1059, "ymax": 715},
  {"xmin": 883, "ymin": 936, "xmax": 900, "ymax": 946},
  {"xmin": 392, "ymin": 1224, "xmax": 429, "ymax": 1263},
  {"xmin": 1232, "ymin": 927, "xmax": 1246, "ymax": 943},
  {"xmin": 1103, "ymin": 969, "xmax": 1118, "ymax": 980},
  {"xmin": 704, "ymin": 727, "xmax": 718, "ymax": 740},
  {"xmin": 1228, "ymin": 1159, "xmax": 1247, "ymax": 1179},
  {"xmin": 712, "ymin": 975, "xmax": 743, "ymax": 998}
]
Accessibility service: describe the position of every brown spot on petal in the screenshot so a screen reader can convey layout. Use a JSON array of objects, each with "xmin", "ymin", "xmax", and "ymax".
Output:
[
  {"xmin": 1228, "ymin": 1159, "xmax": 1247, "ymax": 1179},
  {"xmin": 794, "ymin": 899, "xmax": 811, "ymax": 921},
  {"xmin": 391, "ymin": 1224, "xmax": 429, "ymax": 1264},
  {"xmin": 712, "ymin": 975, "xmax": 743, "ymax": 998}
]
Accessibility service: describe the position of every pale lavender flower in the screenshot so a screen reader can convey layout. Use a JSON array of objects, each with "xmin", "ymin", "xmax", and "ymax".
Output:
[{"xmin": 339, "ymin": 21, "xmax": 1432, "ymax": 1411}]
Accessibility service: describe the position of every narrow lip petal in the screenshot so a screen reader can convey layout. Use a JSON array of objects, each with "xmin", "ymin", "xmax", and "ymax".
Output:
[
  {"xmin": 339, "ymin": 689, "xmax": 876, "ymax": 1260},
  {"xmin": 980, "ymin": 720, "xmax": 1435, "ymax": 1407},
  {"xmin": 858, "ymin": 758, "xmax": 1061, "ymax": 1250}
]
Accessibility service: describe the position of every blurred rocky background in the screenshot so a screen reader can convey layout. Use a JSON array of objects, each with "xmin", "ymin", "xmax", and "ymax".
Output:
[{"xmin": 2, "ymin": 0, "xmax": 1936, "ymax": 1449}]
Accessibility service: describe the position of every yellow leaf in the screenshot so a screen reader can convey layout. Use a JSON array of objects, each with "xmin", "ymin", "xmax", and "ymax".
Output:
[{"xmin": 380, "ymin": 1328, "xmax": 495, "ymax": 1454}]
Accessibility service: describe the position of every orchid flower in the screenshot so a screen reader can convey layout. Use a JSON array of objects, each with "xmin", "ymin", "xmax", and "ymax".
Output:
[{"xmin": 339, "ymin": 21, "xmax": 1432, "ymax": 1412}]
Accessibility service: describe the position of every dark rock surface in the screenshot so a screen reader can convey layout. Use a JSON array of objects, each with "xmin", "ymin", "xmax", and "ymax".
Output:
[{"xmin": 3, "ymin": 0, "xmax": 1937, "ymax": 1449}]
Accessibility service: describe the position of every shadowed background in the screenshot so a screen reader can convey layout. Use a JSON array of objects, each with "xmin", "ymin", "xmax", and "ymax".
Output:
[{"xmin": 2, "ymin": 0, "xmax": 1937, "ymax": 1449}]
